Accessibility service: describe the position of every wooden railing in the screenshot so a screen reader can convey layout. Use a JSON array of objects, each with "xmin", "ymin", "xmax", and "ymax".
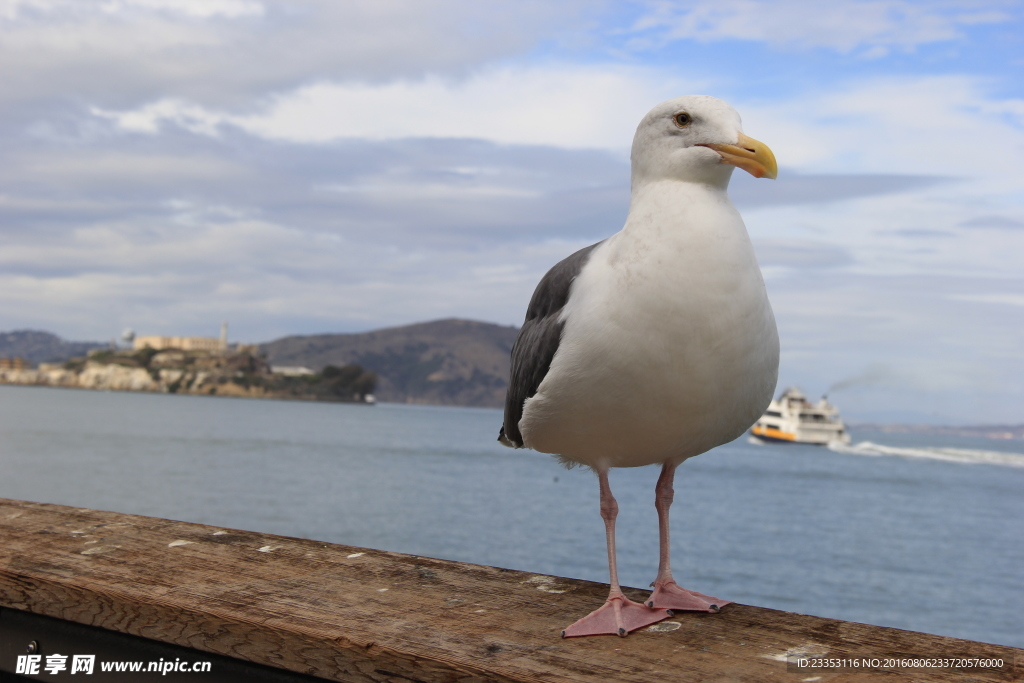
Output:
[{"xmin": 0, "ymin": 498, "xmax": 1018, "ymax": 682}]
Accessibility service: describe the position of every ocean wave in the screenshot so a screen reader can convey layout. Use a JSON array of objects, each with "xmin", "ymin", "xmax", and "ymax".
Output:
[{"xmin": 827, "ymin": 441, "xmax": 1024, "ymax": 469}]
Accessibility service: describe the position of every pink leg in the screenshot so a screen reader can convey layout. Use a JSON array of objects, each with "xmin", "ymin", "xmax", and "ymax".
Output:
[
  {"xmin": 562, "ymin": 467, "xmax": 672, "ymax": 637},
  {"xmin": 645, "ymin": 461, "xmax": 731, "ymax": 612}
]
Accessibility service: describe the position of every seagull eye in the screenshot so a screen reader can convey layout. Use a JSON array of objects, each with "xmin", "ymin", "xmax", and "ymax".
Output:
[{"xmin": 674, "ymin": 112, "xmax": 692, "ymax": 127}]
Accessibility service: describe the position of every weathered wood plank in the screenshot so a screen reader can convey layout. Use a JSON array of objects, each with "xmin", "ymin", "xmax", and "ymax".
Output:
[{"xmin": 0, "ymin": 498, "xmax": 1019, "ymax": 682}]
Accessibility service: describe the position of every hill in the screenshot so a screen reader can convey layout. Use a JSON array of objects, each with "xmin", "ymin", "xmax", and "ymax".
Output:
[
  {"xmin": 0, "ymin": 330, "xmax": 105, "ymax": 364},
  {"xmin": 260, "ymin": 318, "xmax": 518, "ymax": 407}
]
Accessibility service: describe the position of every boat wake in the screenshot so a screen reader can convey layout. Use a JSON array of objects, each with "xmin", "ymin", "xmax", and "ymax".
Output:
[{"xmin": 827, "ymin": 440, "xmax": 1024, "ymax": 469}]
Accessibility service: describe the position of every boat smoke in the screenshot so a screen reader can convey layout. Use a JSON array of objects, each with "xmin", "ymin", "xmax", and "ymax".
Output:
[{"xmin": 828, "ymin": 363, "xmax": 893, "ymax": 394}]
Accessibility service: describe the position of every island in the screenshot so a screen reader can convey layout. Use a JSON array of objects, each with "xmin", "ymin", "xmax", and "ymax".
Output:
[{"xmin": 0, "ymin": 347, "xmax": 376, "ymax": 403}]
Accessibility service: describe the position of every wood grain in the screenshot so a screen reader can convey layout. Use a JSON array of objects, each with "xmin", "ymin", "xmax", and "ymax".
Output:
[{"xmin": 0, "ymin": 498, "xmax": 1019, "ymax": 682}]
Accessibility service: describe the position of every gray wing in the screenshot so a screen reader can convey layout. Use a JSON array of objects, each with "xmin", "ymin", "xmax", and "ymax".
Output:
[{"xmin": 499, "ymin": 241, "xmax": 604, "ymax": 448}]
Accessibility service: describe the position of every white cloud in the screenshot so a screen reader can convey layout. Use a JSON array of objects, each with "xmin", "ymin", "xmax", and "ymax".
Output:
[
  {"xmin": 98, "ymin": 0, "xmax": 265, "ymax": 19},
  {"xmin": 26, "ymin": 151, "xmax": 243, "ymax": 182},
  {"xmin": 318, "ymin": 182, "xmax": 542, "ymax": 201},
  {"xmin": 90, "ymin": 69, "xmax": 1024, "ymax": 207},
  {"xmin": 231, "ymin": 66, "xmax": 696, "ymax": 149},
  {"xmin": 738, "ymin": 75, "xmax": 1024, "ymax": 178},
  {"xmin": 0, "ymin": 210, "xmax": 589, "ymax": 341},
  {"xmin": 949, "ymin": 293, "xmax": 1024, "ymax": 307},
  {"xmin": 629, "ymin": 0, "xmax": 1012, "ymax": 55},
  {"xmin": 0, "ymin": 0, "xmax": 258, "ymax": 18},
  {"xmin": 727, "ymin": 74, "xmax": 1024, "ymax": 288},
  {"xmin": 745, "ymin": 185, "xmax": 1024, "ymax": 282},
  {"xmin": 0, "ymin": 0, "xmax": 591, "ymax": 106},
  {"xmin": 959, "ymin": 215, "xmax": 1024, "ymax": 230},
  {"xmin": 92, "ymin": 64, "xmax": 698, "ymax": 150},
  {"xmin": 91, "ymin": 100, "xmax": 225, "ymax": 136}
]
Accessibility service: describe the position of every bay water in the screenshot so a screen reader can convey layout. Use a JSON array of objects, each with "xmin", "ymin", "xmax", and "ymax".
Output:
[{"xmin": 1, "ymin": 384, "xmax": 1021, "ymax": 648}]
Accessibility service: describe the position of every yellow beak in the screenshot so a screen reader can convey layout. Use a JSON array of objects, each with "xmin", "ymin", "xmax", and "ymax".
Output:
[{"xmin": 700, "ymin": 132, "xmax": 778, "ymax": 179}]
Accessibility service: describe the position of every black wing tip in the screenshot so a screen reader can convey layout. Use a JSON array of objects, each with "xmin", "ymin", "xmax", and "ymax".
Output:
[{"xmin": 497, "ymin": 426, "xmax": 521, "ymax": 448}]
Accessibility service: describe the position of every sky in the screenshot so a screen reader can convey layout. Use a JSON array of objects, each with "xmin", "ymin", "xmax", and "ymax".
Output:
[{"xmin": 1, "ymin": 0, "xmax": 1021, "ymax": 423}]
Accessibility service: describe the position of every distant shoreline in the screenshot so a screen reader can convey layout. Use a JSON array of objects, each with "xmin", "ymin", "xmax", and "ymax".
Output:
[{"xmin": 850, "ymin": 423, "xmax": 1024, "ymax": 441}]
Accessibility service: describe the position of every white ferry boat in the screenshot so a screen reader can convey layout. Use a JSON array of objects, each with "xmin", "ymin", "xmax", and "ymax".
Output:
[{"xmin": 750, "ymin": 387, "xmax": 851, "ymax": 445}]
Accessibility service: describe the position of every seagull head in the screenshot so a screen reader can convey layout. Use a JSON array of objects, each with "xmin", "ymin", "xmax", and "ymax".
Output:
[{"xmin": 631, "ymin": 95, "xmax": 777, "ymax": 189}]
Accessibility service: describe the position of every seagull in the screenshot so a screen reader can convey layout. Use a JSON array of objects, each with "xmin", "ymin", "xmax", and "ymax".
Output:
[{"xmin": 498, "ymin": 95, "xmax": 780, "ymax": 638}]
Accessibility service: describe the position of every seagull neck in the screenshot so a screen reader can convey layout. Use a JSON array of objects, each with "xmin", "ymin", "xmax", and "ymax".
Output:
[
  {"xmin": 630, "ymin": 178, "xmax": 729, "ymax": 207},
  {"xmin": 625, "ymin": 179, "xmax": 736, "ymax": 236}
]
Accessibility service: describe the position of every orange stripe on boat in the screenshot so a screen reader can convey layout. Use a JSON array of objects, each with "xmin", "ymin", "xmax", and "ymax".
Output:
[{"xmin": 752, "ymin": 425, "xmax": 796, "ymax": 441}]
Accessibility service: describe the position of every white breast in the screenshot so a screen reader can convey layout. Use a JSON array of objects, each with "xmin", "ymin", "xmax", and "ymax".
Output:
[{"xmin": 519, "ymin": 180, "xmax": 779, "ymax": 469}]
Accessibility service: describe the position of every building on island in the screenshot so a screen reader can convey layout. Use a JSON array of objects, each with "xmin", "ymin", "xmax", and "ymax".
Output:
[
  {"xmin": 270, "ymin": 366, "xmax": 315, "ymax": 376},
  {"xmin": 133, "ymin": 336, "xmax": 223, "ymax": 351},
  {"xmin": 133, "ymin": 322, "xmax": 231, "ymax": 352}
]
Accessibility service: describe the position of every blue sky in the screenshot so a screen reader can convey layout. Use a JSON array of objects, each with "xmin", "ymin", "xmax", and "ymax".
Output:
[{"xmin": 1, "ymin": 0, "xmax": 1021, "ymax": 423}]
